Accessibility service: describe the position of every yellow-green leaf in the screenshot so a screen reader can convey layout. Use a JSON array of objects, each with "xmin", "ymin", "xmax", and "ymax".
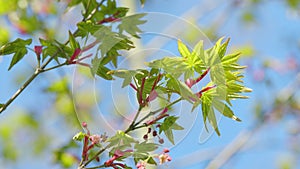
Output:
[
  {"xmin": 213, "ymin": 100, "xmax": 241, "ymax": 122},
  {"xmin": 177, "ymin": 39, "xmax": 190, "ymax": 58}
]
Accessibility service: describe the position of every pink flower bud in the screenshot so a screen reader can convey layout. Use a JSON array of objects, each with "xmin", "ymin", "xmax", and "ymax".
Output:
[
  {"xmin": 82, "ymin": 122, "xmax": 87, "ymax": 128},
  {"xmin": 34, "ymin": 46, "xmax": 43, "ymax": 56}
]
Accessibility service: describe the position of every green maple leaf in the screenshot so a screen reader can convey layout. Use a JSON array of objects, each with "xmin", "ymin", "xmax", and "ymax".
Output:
[
  {"xmin": 134, "ymin": 142, "xmax": 158, "ymax": 153},
  {"xmin": 118, "ymin": 13, "xmax": 147, "ymax": 38},
  {"xmin": 109, "ymin": 69, "xmax": 143, "ymax": 87},
  {"xmin": 107, "ymin": 131, "xmax": 137, "ymax": 148},
  {"xmin": 0, "ymin": 38, "xmax": 32, "ymax": 70},
  {"xmin": 159, "ymin": 116, "xmax": 184, "ymax": 145}
]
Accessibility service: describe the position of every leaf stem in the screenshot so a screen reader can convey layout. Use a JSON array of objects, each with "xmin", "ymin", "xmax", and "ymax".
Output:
[
  {"xmin": 84, "ymin": 164, "xmax": 106, "ymax": 169},
  {"xmin": 126, "ymin": 98, "xmax": 182, "ymax": 133},
  {"xmin": 80, "ymin": 145, "xmax": 109, "ymax": 168},
  {"xmin": 124, "ymin": 106, "xmax": 143, "ymax": 133},
  {"xmin": 138, "ymin": 77, "xmax": 146, "ymax": 105},
  {"xmin": 40, "ymin": 62, "xmax": 67, "ymax": 72}
]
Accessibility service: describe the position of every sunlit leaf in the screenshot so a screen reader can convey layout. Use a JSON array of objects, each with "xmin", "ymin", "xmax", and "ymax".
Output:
[
  {"xmin": 158, "ymin": 116, "xmax": 183, "ymax": 145},
  {"xmin": 75, "ymin": 22, "xmax": 103, "ymax": 38},
  {"xmin": 213, "ymin": 100, "xmax": 241, "ymax": 122},
  {"xmin": 147, "ymin": 57, "xmax": 188, "ymax": 78},
  {"xmin": 207, "ymin": 105, "xmax": 220, "ymax": 136},
  {"xmin": 177, "ymin": 39, "xmax": 191, "ymax": 58},
  {"xmin": 107, "ymin": 130, "xmax": 137, "ymax": 148},
  {"xmin": 68, "ymin": 31, "xmax": 80, "ymax": 50},
  {"xmin": 164, "ymin": 129, "xmax": 175, "ymax": 145},
  {"xmin": 91, "ymin": 57, "xmax": 113, "ymax": 80},
  {"xmin": 73, "ymin": 132, "xmax": 86, "ymax": 141},
  {"xmin": 159, "ymin": 116, "xmax": 178, "ymax": 132}
]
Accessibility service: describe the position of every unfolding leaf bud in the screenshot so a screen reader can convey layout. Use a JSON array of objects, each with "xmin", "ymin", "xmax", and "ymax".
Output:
[{"xmin": 34, "ymin": 46, "xmax": 43, "ymax": 60}]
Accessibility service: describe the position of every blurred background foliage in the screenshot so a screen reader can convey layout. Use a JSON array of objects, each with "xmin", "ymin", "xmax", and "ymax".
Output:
[{"xmin": 0, "ymin": 0, "xmax": 300, "ymax": 169}]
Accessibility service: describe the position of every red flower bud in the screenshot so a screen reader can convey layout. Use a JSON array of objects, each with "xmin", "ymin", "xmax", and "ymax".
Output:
[
  {"xmin": 34, "ymin": 46, "xmax": 43, "ymax": 56},
  {"xmin": 152, "ymin": 130, "xmax": 157, "ymax": 137},
  {"xmin": 34, "ymin": 46, "xmax": 43, "ymax": 60},
  {"xmin": 143, "ymin": 134, "xmax": 148, "ymax": 140}
]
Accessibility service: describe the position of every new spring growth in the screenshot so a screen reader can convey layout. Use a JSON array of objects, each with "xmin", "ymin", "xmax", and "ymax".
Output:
[
  {"xmin": 81, "ymin": 122, "xmax": 90, "ymax": 161},
  {"xmin": 34, "ymin": 45, "xmax": 42, "ymax": 61},
  {"xmin": 184, "ymin": 67, "xmax": 217, "ymax": 99},
  {"xmin": 196, "ymin": 85, "xmax": 217, "ymax": 98},
  {"xmin": 67, "ymin": 48, "xmax": 92, "ymax": 67},
  {"xmin": 105, "ymin": 149, "xmax": 133, "ymax": 167},
  {"xmin": 130, "ymin": 73, "xmax": 161, "ymax": 107},
  {"xmin": 146, "ymin": 73, "xmax": 162, "ymax": 102},
  {"xmin": 68, "ymin": 48, "xmax": 81, "ymax": 64},
  {"xmin": 146, "ymin": 108, "xmax": 169, "ymax": 125},
  {"xmin": 185, "ymin": 68, "xmax": 210, "ymax": 88},
  {"xmin": 158, "ymin": 148, "xmax": 172, "ymax": 164}
]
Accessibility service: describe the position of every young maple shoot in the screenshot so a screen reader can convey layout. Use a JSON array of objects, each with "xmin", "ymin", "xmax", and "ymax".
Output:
[
  {"xmin": 0, "ymin": 0, "xmax": 251, "ymax": 169},
  {"xmin": 74, "ymin": 38, "xmax": 251, "ymax": 168},
  {"xmin": 111, "ymin": 38, "xmax": 251, "ymax": 137}
]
